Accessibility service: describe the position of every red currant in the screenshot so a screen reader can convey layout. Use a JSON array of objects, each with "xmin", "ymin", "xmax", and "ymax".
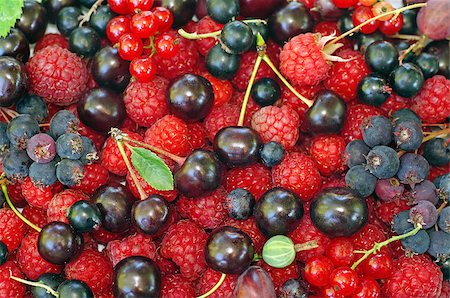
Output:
[
  {"xmin": 352, "ymin": 276, "xmax": 380, "ymax": 298},
  {"xmin": 326, "ymin": 238, "xmax": 355, "ymax": 267},
  {"xmin": 379, "ymin": 13, "xmax": 404, "ymax": 35},
  {"xmin": 372, "ymin": 1, "xmax": 394, "ymax": 21},
  {"xmin": 106, "ymin": 16, "xmax": 131, "ymax": 44},
  {"xmin": 155, "ymin": 34, "xmax": 179, "ymax": 59},
  {"xmin": 131, "ymin": 11, "xmax": 158, "ymax": 38},
  {"xmin": 118, "ymin": 33, "xmax": 143, "ymax": 61},
  {"xmin": 127, "ymin": 0, "xmax": 153, "ymax": 12},
  {"xmin": 130, "ymin": 57, "xmax": 156, "ymax": 82},
  {"xmin": 352, "ymin": 6, "xmax": 380, "ymax": 34},
  {"xmin": 108, "ymin": 0, "xmax": 131, "ymax": 14},
  {"xmin": 359, "ymin": 0, "xmax": 377, "ymax": 6},
  {"xmin": 329, "ymin": 267, "xmax": 359, "ymax": 296},
  {"xmin": 152, "ymin": 7, "xmax": 173, "ymax": 32},
  {"xmin": 362, "ymin": 251, "xmax": 393, "ymax": 279},
  {"xmin": 320, "ymin": 286, "xmax": 345, "ymax": 298},
  {"xmin": 332, "ymin": 0, "xmax": 358, "ymax": 9},
  {"xmin": 304, "ymin": 256, "xmax": 335, "ymax": 287}
]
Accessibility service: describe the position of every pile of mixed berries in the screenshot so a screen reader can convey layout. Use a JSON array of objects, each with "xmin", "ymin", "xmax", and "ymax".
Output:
[{"xmin": 0, "ymin": 0, "xmax": 449, "ymax": 297}]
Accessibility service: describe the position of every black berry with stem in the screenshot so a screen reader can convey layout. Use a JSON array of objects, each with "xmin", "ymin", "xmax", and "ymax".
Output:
[
  {"xmin": 361, "ymin": 115, "xmax": 393, "ymax": 147},
  {"xmin": 0, "ymin": 241, "xmax": 8, "ymax": 266},
  {"xmin": 224, "ymin": 188, "xmax": 255, "ymax": 220},
  {"xmin": 206, "ymin": 0, "xmax": 239, "ymax": 24},
  {"xmin": 49, "ymin": 110, "xmax": 80, "ymax": 139},
  {"xmin": 399, "ymin": 9, "xmax": 417, "ymax": 35},
  {"xmin": 345, "ymin": 165, "xmax": 377, "ymax": 197},
  {"xmin": 365, "ymin": 145, "xmax": 399, "ymax": 179},
  {"xmin": 0, "ymin": 29, "xmax": 30, "ymax": 63},
  {"xmin": 357, "ymin": 74, "xmax": 390, "ymax": 106},
  {"xmin": 132, "ymin": 194, "xmax": 170, "ymax": 235},
  {"xmin": 166, "ymin": 74, "xmax": 214, "ymax": 123},
  {"xmin": 337, "ymin": 13, "xmax": 354, "ymax": 38},
  {"xmin": 67, "ymin": 200, "xmax": 102, "ymax": 233},
  {"xmin": 113, "ymin": 256, "xmax": 161, "ymax": 297},
  {"xmin": 310, "ymin": 187, "xmax": 368, "ymax": 238},
  {"xmin": 56, "ymin": 159, "xmax": 85, "ymax": 186},
  {"xmin": 89, "ymin": 4, "xmax": 116, "ymax": 37},
  {"xmin": 400, "ymin": 229, "xmax": 430, "ymax": 254},
  {"xmin": 16, "ymin": 94, "xmax": 48, "ymax": 123},
  {"xmin": 254, "ymin": 187, "xmax": 303, "ymax": 237},
  {"xmin": 56, "ymin": 6, "xmax": 82, "ymax": 37},
  {"xmin": 414, "ymin": 53, "xmax": 439, "ymax": 79},
  {"xmin": 91, "ymin": 46, "xmax": 131, "ymax": 93},
  {"xmin": 26, "ymin": 133, "xmax": 56, "ymax": 163},
  {"xmin": 159, "ymin": 0, "xmax": 196, "ymax": 27},
  {"xmin": 205, "ymin": 226, "xmax": 254, "ymax": 274},
  {"xmin": 397, "ymin": 153, "xmax": 430, "ymax": 188},
  {"xmin": 247, "ymin": 21, "xmax": 270, "ymax": 50},
  {"xmin": 392, "ymin": 108, "xmax": 421, "ymax": 125},
  {"xmin": 43, "ymin": 0, "xmax": 79, "ymax": 23},
  {"xmin": 32, "ymin": 273, "xmax": 65, "ymax": 298},
  {"xmin": 344, "ymin": 140, "xmax": 370, "ymax": 168},
  {"xmin": 424, "ymin": 40, "xmax": 449, "ymax": 78},
  {"xmin": 393, "ymin": 40, "xmax": 415, "ymax": 62},
  {"xmin": 58, "ymin": 279, "xmax": 94, "ymax": 298},
  {"xmin": 393, "ymin": 121, "xmax": 423, "ymax": 151},
  {"xmin": 69, "ymin": 26, "xmax": 101, "ymax": 58},
  {"xmin": 206, "ymin": 44, "xmax": 240, "ymax": 80},
  {"xmin": 56, "ymin": 133, "xmax": 83, "ymax": 160},
  {"xmin": 356, "ymin": 31, "xmax": 384, "ymax": 54},
  {"xmin": 364, "ymin": 40, "xmax": 398, "ymax": 76},
  {"xmin": 16, "ymin": 0, "xmax": 48, "ymax": 44},
  {"xmin": 389, "ymin": 63, "xmax": 424, "ymax": 98},
  {"xmin": 0, "ymin": 57, "xmax": 27, "ymax": 107},
  {"xmin": 251, "ymin": 78, "xmax": 281, "ymax": 107},
  {"xmin": 219, "ymin": 20, "xmax": 254, "ymax": 55},
  {"xmin": 259, "ymin": 141, "xmax": 284, "ymax": 167},
  {"xmin": 7, "ymin": 114, "xmax": 40, "ymax": 149},
  {"xmin": 2, "ymin": 149, "xmax": 32, "ymax": 181},
  {"xmin": 29, "ymin": 161, "xmax": 58, "ymax": 186}
]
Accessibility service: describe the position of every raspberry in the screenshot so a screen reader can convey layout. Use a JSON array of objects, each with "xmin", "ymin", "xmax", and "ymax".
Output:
[
  {"xmin": 441, "ymin": 281, "xmax": 450, "ymax": 298},
  {"xmin": 383, "ymin": 255, "xmax": 443, "ymax": 298},
  {"xmin": 204, "ymin": 103, "xmax": 240, "ymax": 142},
  {"xmin": 231, "ymin": 51, "xmax": 277, "ymax": 91},
  {"xmin": 272, "ymin": 152, "xmax": 322, "ymax": 201},
  {"xmin": 16, "ymin": 232, "xmax": 62, "ymax": 280},
  {"xmin": 65, "ymin": 249, "xmax": 114, "ymax": 294},
  {"xmin": 429, "ymin": 165, "xmax": 449, "ymax": 182},
  {"xmin": 155, "ymin": 249, "xmax": 179, "ymax": 277},
  {"xmin": 323, "ymin": 49, "xmax": 370, "ymax": 102},
  {"xmin": 195, "ymin": 16, "xmax": 223, "ymax": 56},
  {"xmin": 227, "ymin": 218, "xmax": 267, "ymax": 252},
  {"xmin": 123, "ymin": 76, "xmax": 169, "ymax": 127},
  {"xmin": 375, "ymin": 197, "xmax": 410, "ymax": 226},
  {"xmin": 263, "ymin": 261, "xmax": 300, "ymax": 291},
  {"xmin": 6, "ymin": 181, "xmax": 27, "ymax": 208},
  {"xmin": 91, "ymin": 226, "xmax": 128, "ymax": 245},
  {"xmin": 126, "ymin": 167, "xmax": 178, "ymax": 202},
  {"xmin": 230, "ymin": 91, "xmax": 260, "ymax": 126},
  {"xmin": 34, "ymin": 33, "xmax": 69, "ymax": 52},
  {"xmin": 0, "ymin": 261, "xmax": 27, "ymax": 297},
  {"xmin": 380, "ymin": 93, "xmax": 409, "ymax": 116},
  {"xmin": 100, "ymin": 130, "xmax": 143, "ymax": 176},
  {"xmin": 177, "ymin": 187, "xmax": 228, "ymax": 229},
  {"xmin": 196, "ymin": 268, "xmax": 238, "ymax": 298},
  {"xmin": 26, "ymin": 46, "xmax": 88, "ymax": 106},
  {"xmin": 341, "ymin": 103, "xmax": 385, "ymax": 142},
  {"xmin": 47, "ymin": 189, "xmax": 89, "ymax": 224},
  {"xmin": 71, "ymin": 163, "xmax": 109, "ymax": 195},
  {"xmin": 310, "ymin": 135, "xmax": 347, "ymax": 176},
  {"xmin": 251, "ymin": 105, "xmax": 300, "ymax": 149},
  {"xmin": 0, "ymin": 208, "xmax": 27, "ymax": 252},
  {"xmin": 144, "ymin": 115, "xmax": 189, "ymax": 156},
  {"xmin": 161, "ymin": 274, "xmax": 195, "ymax": 298},
  {"xmin": 280, "ymin": 33, "xmax": 330, "ymax": 86},
  {"xmin": 21, "ymin": 205, "xmax": 48, "ymax": 229},
  {"xmin": 410, "ymin": 75, "xmax": 450, "ymax": 123},
  {"xmin": 187, "ymin": 122, "xmax": 208, "ymax": 151},
  {"xmin": 225, "ymin": 163, "xmax": 272, "ymax": 199},
  {"xmin": 161, "ymin": 220, "xmax": 208, "ymax": 280},
  {"xmin": 21, "ymin": 177, "xmax": 64, "ymax": 209},
  {"xmin": 106, "ymin": 233, "xmax": 157, "ymax": 266},
  {"xmin": 351, "ymin": 223, "xmax": 390, "ymax": 255},
  {"xmin": 153, "ymin": 30, "xmax": 199, "ymax": 80},
  {"xmin": 199, "ymin": 71, "xmax": 233, "ymax": 107}
]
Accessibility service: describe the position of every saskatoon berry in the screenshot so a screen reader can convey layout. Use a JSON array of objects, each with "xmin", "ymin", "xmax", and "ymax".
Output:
[
  {"xmin": 132, "ymin": 195, "xmax": 170, "ymax": 235},
  {"xmin": 409, "ymin": 200, "xmax": 438, "ymax": 228},
  {"xmin": 374, "ymin": 178, "xmax": 404, "ymax": 202},
  {"xmin": 2, "ymin": 149, "xmax": 32, "ymax": 180},
  {"xmin": 69, "ymin": 26, "xmax": 101, "ymax": 58},
  {"xmin": 57, "ymin": 280, "xmax": 94, "ymax": 298},
  {"xmin": 412, "ymin": 180, "xmax": 438, "ymax": 205},
  {"xmin": 79, "ymin": 136, "xmax": 98, "ymax": 165},
  {"xmin": 344, "ymin": 140, "xmax": 370, "ymax": 168},
  {"xmin": 361, "ymin": 115, "xmax": 393, "ymax": 147},
  {"xmin": 49, "ymin": 110, "xmax": 80, "ymax": 139},
  {"xmin": 259, "ymin": 141, "xmax": 284, "ymax": 167},
  {"xmin": 206, "ymin": 44, "xmax": 240, "ymax": 80},
  {"xmin": 0, "ymin": 29, "xmax": 30, "ymax": 63},
  {"xmin": 357, "ymin": 74, "xmax": 390, "ymax": 106},
  {"xmin": 29, "ymin": 161, "xmax": 58, "ymax": 186},
  {"xmin": 32, "ymin": 273, "xmax": 65, "ymax": 298},
  {"xmin": 206, "ymin": 0, "xmax": 239, "ymax": 24},
  {"xmin": 423, "ymin": 138, "xmax": 450, "ymax": 167},
  {"xmin": 7, "ymin": 114, "xmax": 40, "ymax": 149},
  {"xmin": 414, "ymin": 53, "xmax": 439, "ymax": 79},
  {"xmin": 27, "ymin": 133, "xmax": 56, "ymax": 163},
  {"xmin": 427, "ymin": 230, "xmax": 450, "ymax": 259},
  {"xmin": 89, "ymin": 4, "xmax": 116, "ymax": 37},
  {"xmin": 17, "ymin": 0, "xmax": 48, "ymax": 43},
  {"xmin": 393, "ymin": 121, "xmax": 423, "ymax": 151},
  {"xmin": 392, "ymin": 210, "xmax": 414, "ymax": 234},
  {"xmin": 401, "ymin": 229, "xmax": 430, "ymax": 254},
  {"xmin": 0, "ymin": 56, "xmax": 28, "ymax": 107},
  {"xmin": 56, "ymin": 6, "xmax": 82, "ymax": 37},
  {"xmin": 56, "ymin": 159, "xmax": 85, "ymax": 186},
  {"xmin": 56, "ymin": 133, "xmax": 83, "ymax": 160},
  {"xmin": 0, "ymin": 122, "xmax": 9, "ymax": 155},
  {"xmin": 0, "ymin": 241, "xmax": 8, "ymax": 266},
  {"xmin": 365, "ymin": 145, "xmax": 399, "ymax": 179},
  {"xmin": 439, "ymin": 258, "xmax": 450, "ymax": 281},
  {"xmin": 389, "ymin": 63, "xmax": 424, "ymax": 98},
  {"xmin": 251, "ymin": 78, "xmax": 281, "ymax": 107},
  {"xmin": 439, "ymin": 174, "xmax": 450, "ymax": 199},
  {"xmin": 67, "ymin": 200, "xmax": 102, "ymax": 233},
  {"xmin": 219, "ymin": 20, "xmax": 254, "ymax": 55},
  {"xmin": 397, "ymin": 153, "xmax": 430, "ymax": 188},
  {"xmin": 392, "ymin": 108, "xmax": 421, "ymax": 126},
  {"xmin": 345, "ymin": 165, "xmax": 377, "ymax": 197},
  {"xmin": 16, "ymin": 94, "xmax": 48, "ymax": 123},
  {"xmin": 224, "ymin": 188, "xmax": 255, "ymax": 220},
  {"xmin": 365, "ymin": 40, "xmax": 398, "ymax": 76},
  {"xmin": 437, "ymin": 206, "xmax": 450, "ymax": 233}
]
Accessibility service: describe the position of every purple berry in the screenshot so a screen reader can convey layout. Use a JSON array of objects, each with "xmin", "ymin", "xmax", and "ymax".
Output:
[
  {"xmin": 344, "ymin": 140, "xmax": 370, "ymax": 168},
  {"xmin": 26, "ymin": 133, "xmax": 56, "ymax": 163},
  {"xmin": 375, "ymin": 178, "xmax": 404, "ymax": 202},
  {"xmin": 411, "ymin": 180, "xmax": 438, "ymax": 205},
  {"xmin": 361, "ymin": 116, "xmax": 392, "ymax": 148},
  {"xmin": 438, "ymin": 206, "xmax": 450, "ymax": 233},
  {"xmin": 409, "ymin": 200, "xmax": 438, "ymax": 229},
  {"xmin": 365, "ymin": 145, "xmax": 399, "ymax": 179},
  {"xmin": 6, "ymin": 114, "xmax": 40, "ymax": 149},
  {"xmin": 393, "ymin": 121, "xmax": 423, "ymax": 151},
  {"xmin": 427, "ymin": 230, "xmax": 450, "ymax": 260},
  {"xmin": 397, "ymin": 153, "xmax": 430, "ymax": 188},
  {"xmin": 56, "ymin": 159, "xmax": 85, "ymax": 186}
]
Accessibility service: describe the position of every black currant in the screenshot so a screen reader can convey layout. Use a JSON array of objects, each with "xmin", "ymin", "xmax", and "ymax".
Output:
[
  {"xmin": 56, "ymin": 6, "xmax": 82, "ymax": 37},
  {"xmin": 69, "ymin": 26, "xmax": 101, "ymax": 58},
  {"xmin": 364, "ymin": 40, "xmax": 398, "ymax": 76},
  {"xmin": 67, "ymin": 200, "xmax": 102, "ymax": 233},
  {"xmin": 219, "ymin": 20, "xmax": 254, "ymax": 55},
  {"xmin": 0, "ymin": 29, "xmax": 30, "ymax": 63},
  {"xmin": 206, "ymin": 0, "xmax": 239, "ymax": 24},
  {"xmin": 251, "ymin": 78, "xmax": 281, "ymax": 107},
  {"xmin": 389, "ymin": 63, "xmax": 424, "ymax": 98},
  {"xmin": 89, "ymin": 4, "xmax": 116, "ymax": 37},
  {"xmin": 205, "ymin": 44, "xmax": 240, "ymax": 80},
  {"xmin": 414, "ymin": 53, "xmax": 439, "ymax": 79},
  {"xmin": 357, "ymin": 74, "xmax": 390, "ymax": 106}
]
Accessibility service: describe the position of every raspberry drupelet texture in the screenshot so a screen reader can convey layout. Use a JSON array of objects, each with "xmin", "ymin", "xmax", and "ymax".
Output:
[
  {"xmin": 34, "ymin": 33, "xmax": 69, "ymax": 52},
  {"xmin": 47, "ymin": 189, "xmax": 89, "ymax": 223},
  {"xmin": 161, "ymin": 274, "xmax": 196, "ymax": 298},
  {"xmin": 0, "ymin": 208, "xmax": 27, "ymax": 252},
  {"xmin": 144, "ymin": 115, "xmax": 189, "ymax": 156},
  {"xmin": 227, "ymin": 218, "xmax": 267, "ymax": 252},
  {"xmin": 231, "ymin": 51, "xmax": 277, "ymax": 91},
  {"xmin": 26, "ymin": 46, "xmax": 89, "ymax": 106},
  {"xmin": 0, "ymin": 261, "xmax": 27, "ymax": 297},
  {"xmin": 196, "ymin": 268, "xmax": 238, "ymax": 298},
  {"xmin": 310, "ymin": 134, "xmax": 347, "ymax": 176},
  {"xmin": 71, "ymin": 163, "xmax": 109, "ymax": 195},
  {"xmin": 21, "ymin": 177, "xmax": 64, "ymax": 209},
  {"xmin": 195, "ymin": 16, "xmax": 223, "ymax": 56},
  {"xmin": 106, "ymin": 233, "xmax": 157, "ymax": 266},
  {"xmin": 204, "ymin": 103, "xmax": 240, "ymax": 142},
  {"xmin": 341, "ymin": 103, "xmax": 385, "ymax": 142},
  {"xmin": 225, "ymin": 163, "xmax": 273, "ymax": 200}
]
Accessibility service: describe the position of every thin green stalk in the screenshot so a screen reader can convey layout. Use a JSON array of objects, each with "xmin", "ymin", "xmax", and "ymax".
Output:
[
  {"xmin": 10, "ymin": 274, "xmax": 59, "ymax": 297},
  {"xmin": 196, "ymin": 273, "xmax": 226, "ymax": 298}
]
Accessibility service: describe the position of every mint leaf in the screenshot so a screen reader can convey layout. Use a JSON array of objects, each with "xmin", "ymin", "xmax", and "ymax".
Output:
[
  {"xmin": 0, "ymin": 0, "xmax": 24, "ymax": 38},
  {"xmin": 130, "ymin": 147, "xmax": 174, "ymax": 191}
]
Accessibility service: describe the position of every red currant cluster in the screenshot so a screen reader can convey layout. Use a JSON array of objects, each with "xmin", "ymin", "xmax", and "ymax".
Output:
[{"xmin": 106, "ymin": 0, "xmax": 177, "ymax": 82}]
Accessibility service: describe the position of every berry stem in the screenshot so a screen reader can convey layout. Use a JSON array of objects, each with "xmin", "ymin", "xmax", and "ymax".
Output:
[
  {"xmin": 388, "ymin": 33, "xmax": 422, "ymax": 41},
  {"xmin": 1, "ymin": 184, "xmax": 42, "ymax": 233},
  {"xmin": 294, "ymin": 239, "xmax": 318, "ymax": 252},
  {"xmin": 421, "ymin": 127, "xmax": 450, "ymax": 144},
  {"xmin": 196, "ymin": 273, "xmax": 226, "ymax": 298},
  {"xmin": 329, "ymin": 3, "xmax": 427, "ymax": 45},
  {"xmin": 351, "ymin": 224, "xmax": 422, "ymax": 269},
  {"xmin": 237, "ymin": 55, "xmax": 262, "ymax": 126},
  {"xmin": 78, "ymin": 0, "xmax": 104, "ymax": 27},
  {"xmin": 9, "ymin": 272, "xmax": 59, "ymax": 297},
  {"xmin": 398, "ymin": 34, "xmax": 429, "ymax": 64},
  {"xmin": 178, "ymin": 28, "xmax": 221, "ymax": 40}
]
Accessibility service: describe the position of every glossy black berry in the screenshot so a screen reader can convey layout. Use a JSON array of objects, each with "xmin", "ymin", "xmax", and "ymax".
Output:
[
  {"xmin": 7, "ymin": 114, "xmax": 40, "ymax": 149},
  {"xmin": 16, "ymin": 0, "xmax": 48, "ymax": 43},
  {"xmin": 91, "ymin": 46, "xmax": 131, "ymax": 92},
  {"xmin": 356, "ymin": 31, "xmax": 384, "ymax": 54},
  {"xmin": 424, "ymin": 40, "xmax": 449, "ymax": 79},
  {"xmin": 132, "ymin": 195, "xmax": 170, "ymax": 235},
  {"xmin": 414, "ymin": 53, "xmax": 439, "ymax": 79},
  {"xmin": 224, "ymin": 188, "xmax": 255, "ymax": 219},
  {"xmin": 32, "ymin": 273, "xmax": 65, "ymax": 298},
  {"xmin": 219, "ymin": 20, "xmax": 254, "ymax": 55},
  {"xmin": 68, "ymin": 200, "xmax": 102, "ymax": 233},
  {"xmin": 365, "ymin": 145, "xmax": 399, "ymax": 179},
  {"xmin": 393, "ymin": 40, "xmax": 415, "ymax": 62},
  {"xmin": 310, "ymin": 187, "xmax": 368, "ymax": 237},
  {"xmin": 166, "ymin": 74, "xmax": 214, "ymax": 122},
  {"xmin": 16, "ymin": 94, "xmax": 48, "ymax": 123},
  {"xmin": 344, "ymin": 140, "xmax": 370, "ymax": 168},
  {"xmin": 160, "ymin": 0, "xmax": 197, "ymax": 27},
  {"xmin": 345, "ymin": 165, "xmax": 377, "ymax": 197},
  {"xmin": 251, "ymin": 78, "xmax": 281, "ymax": 107},
  {"xmin": 389, "ymin": 63, "xmax": 424, "ymax": 98},
  {"xmin": 206, "ymin": 0, "xmax": 239, "ymax": 24},
  {"xmin": 49, "ymin": 110, "xmax": 80, "ymax": 139},
  {"xmin": 338, "ymin": 13, "xmax": 354, "ymax": 38},
  {"xmin": 57, "ymin": 280, "xmax": 94, "ymax": 298},
  {"xmin": 423, "ymin": 138, "xmax": 450, "ymax": 167},
  {"xmin": 113, "ymin": 256, "xmax": 161, "ymax": 297},
  {"xmin": 0, "ymin": 241, "xmax": 8, "ymax": 266},
  {"xmin": 56, "ymin": 133, "xmax": 83, "ymax": 160},
  {"xmin": 0, "ymin": 29, "xmax": 30, "ymax": 63},
  {"xmin": 69, "ymin": 26, "xmax": 101, "ymax": 57},
  {"xmin": 254, "ymin": 187, "xmax": 303, "ymax": 237},
  {"xmin": 213, "ymin": 126, "xmax": 262, "ymax": 167},
  {"xmin": 29, "ymin": 161, "xmax": 58, "ymax": 186},
  {"xmin": 247, "ymin": 20, "xmax": 269, "ymax": 50},
  {"xmin": 365, "ymin": 40, "xmax": 398, "ymax": 76},
  {"xmin": 205, "ymin": 226, "xmax": 254, "ymax": 274},
  {"xmin": 361, "ymin": 115, "xmax": 393, "ymax": 147},
  {"xmin": 397, "ymin": 153, "xmax": 430, "ymax": 188},
  {"xmin": 393, "ymin": 121, "xmax": 423, "ymax": 151},
  {"xmin": 399, "ymin": 10, "xmax": 417, "ymax": 35},
  {"xmin": 2, "ymin": 149, "xmax": 32, "ymax": 180},
  {"xmin": 44, "ymin": 0, "xmax": 79, "ymax": 23},
  {"xmin": 206, "ymin": 44, "xmax": 240, "ymax": 80},
  {"xmin": 89, "ymin": 4, "xmax": 116, "ymax": 37},
  {"xmin": 357, "ymin": 74, "xmax": 390, "ymax": 106},
  {"xmin": 259, "ymin": 141, "xmax": 284, "ymax": 167},
  {"xmin": 38, "ymin": 222, "xmax": 82, "ymax": 265},
  {"xmin": 0, "ymin": 56, "xmax": 28, "ymax": 107},
  {"xmin": 392, "ymin": 108, "xmax": 421, "ymax": 125},
  {"xmin": 56, "ymin": 159, "xmax": 84, "ymax": 186},
  {"xmin": 56, "ymin": 6, "xmax": 82, "ymax": 37}
]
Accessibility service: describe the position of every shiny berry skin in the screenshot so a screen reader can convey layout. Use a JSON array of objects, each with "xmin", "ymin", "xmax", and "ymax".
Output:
[
  {"xmin": 219, "ymin": 20, "xmax": 254, "ymax": 55},
  {"xmin": 379, "ymin": 13, "xmax": 403, "ymax": 35},
  {"xmin": 0, "ymin": 29, "xmax": 30, "ymax": 63},
  {"xmin": 365, "ymin": 41, "xmax": 398, "ymax": 76},
  {"xmin": 69, "ymin": 26, "xmax": 101, "ymax": 58},
  {"xmin": 371, "ymin": 1, "xmax": 393, "ymax": 21},
  {"xmin": 206, "ymin": 0, "xmax": 239, "ymax": 24},
  {"xmin": 352, "ymin": 276, "xmax": 380, "ymax": 298},
  {"xmin": 326, "ymin": 238, "xmax": 355, "ymax": 267},
  {"xmin": 155, "ymin": 34, "xmax": 179, "ymax": 59},
  {"xmin": 67, "ymin": 200, "xmax": 102, "ymax": 233},
  {"xmin": 132, "ymin": 195, "xmax": 170, "ymax": 235},
  {"xmin": 0, "ymin": 241, "xmax": 8, "ymax": 266},
  {"xmin": 17, "ymin": 0, "xmax": 48, "ymax": 44},
  {"xmin": 304, "ymin": 255, "xmax": 334, "ymax": 287},
  {"xmin": 131, "ymin": 11, "xmax": 158, "ymax": 38},
  {"xmin": 118, "ymin": 33, "xmax": 143, "ymax": 61},
  {"xmin": 389, "ymin": 63, "xmax": 424, "ymax": 98},
  {"xmin": 91, "ymin": 46, "xmax": 131, "ymax": 92},
  {"xmin": 251, "ymin": 78, "xmax": 281, "ymax": 107},
  {"xmin": 152, "ymin": 7, "xmax": 173, "ymax": 32},
  {"xmin": 106, "ymin": 16, "xmax": 131, "ymax": 44},
  {"xmin": 352, "ymin": 6, "xmax": 379, "ymax": 34},
  {"xmin": 127, "ymin": 0, "xmax": 153, "ymax": 12},
  {"xmin": 109, "ymin": 0, "xmax": 132, "ymax": 14},
  {"xmin": 0, "ymin": 56, "xmax": 27, "ymax": 107},
  {"xmin": 57, "ymin": 280, "xmax": 94, "ymax": 298},
  {"xmin": 206, "ymin": 44, "xmax": 240, "ymax": 80},
  {"xmin": 329, "ymin": 267, "xmax": 358, "ymax": 296},
  {"xmin": 130, "ymin": 57, "xmax": 156, "ymax": 82},
  {"xmin": 362, "ymin": 252, "xmax": 393, "ymax": 280}
]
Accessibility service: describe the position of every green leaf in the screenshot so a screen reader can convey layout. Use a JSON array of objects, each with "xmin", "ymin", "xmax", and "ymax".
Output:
[
  {"xmin": 130, "ymin": 147, "xmax": 174, "ymax": 191},
  {"xmin": 262, "ymin": 235, "xmax": 296, "ymax": 269},
  {"xmin": 0, "ymin": 0, "xmax": 24, "ymax": 38}
]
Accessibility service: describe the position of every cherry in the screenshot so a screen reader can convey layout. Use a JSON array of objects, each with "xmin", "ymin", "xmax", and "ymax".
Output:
[
  {"xmin": 326, "ymin": 238, "xmax": 355, "ymax": 267},
  {"xmin": 16, "ymin": 0, "xmax": 48, "ymax": 44},
  {"xmin": 106, "ymin": 16, "xmax": 131, "ymax": 44},
  {"xmin": 352, "ymin": 276, "xmax": 380, "ymax": 298},
  {"xmin": 362, "ymin": 251, "xmax": 393, "ymax": 279},
  {"xmin": 130, "ymin": 57, "xmax": 156, "ymax": 82},
  {"xmin": 127, "ymin": 0, "xmax": 154, "ymax": 12},
  {"xmin": 132, "ymin": 195, "xmax": 170, "ymax": 235},
  {"xmin": 158, "ymin": 0, "xmax": 197, "ymax": 27},
  {"xmin": 352, "ymin": 6, "xmax": 379, "ymax": 34},
  {"xmin": 234, "ymin": 266, "xmax": 277, "ymax": 298},
  {"xmin": 303, "ymin": 255, "xmax": 334, "ymax": 287},
  {"xmin": 379, "ymin": 13, "xmax": 403, "ymax": 35},
  {"xmin": 109, "ymin": 0, "xmax": 132, "ymax": 14},
  {"xmin": 0, "ymin": 29, "xmax": 30, "ymax": 63},
  {"xmin": 91, "ymin": 46, "xmax": 131, "ymax": 92},
  {"xmin": 329, "ymin": 267, "xmax": 359, "ymax": 296},
  {"xmin": 152, "ymin": 7, "xmax": 173, "ymax": 31},
  {"xmin": 118, "ymin": 33, "xmax": 143, "ymax": 61},
  {"xmin": 0, "ymin": 57, "xmax": 27, "ymax": 107},
  {"xmin": 155, "ymin": 34, "xmax": 179, "ymax": 59},
  {"xmin": 131, "ymin": 11, "xmax": 158, "ymax": 38},
  {"xmin": 240, "ymin": 0, "xmax": 284, "ymax": 19}
]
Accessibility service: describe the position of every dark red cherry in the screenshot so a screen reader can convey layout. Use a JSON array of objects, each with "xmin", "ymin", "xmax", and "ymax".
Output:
[
  {"xmin": 16, "ymin": 0, "xmax": 48, "ymax": 43},
  {"xmin": 240, "ymin": 0, "xmax": 284, "ymax": 18},
  {"xmin": 0, "ymin": 57, "xmax": 27, "ymax": 107},
  {"xmin": 132, "ymin": 195, "xmax": 170, "ymax": 235}
]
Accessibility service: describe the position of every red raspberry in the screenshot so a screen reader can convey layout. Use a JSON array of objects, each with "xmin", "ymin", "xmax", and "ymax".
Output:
[
  {"xmin": 26, "ymin": 46, "xmax": 88, "ymax": 105},
  {"xmin": 91, "ymin": 226, "xmax": 129, "ymax": 245},
  {"xmin": 65, "ymin": 249, "xmax": 114, "ymax": 294},
  {"xmin": 66, "ymin": 104, "xmax": 106, "ymax": 150},
  {"xmin": 380, "ymin": 93, "xmax": 409, "ymax": 116},
  {"xmin": 297, "ymin": 0, "xmax": 314, "ymax": 8},
  {"xmin": 310, "ymin": 135, "xmax": 347, "ymax": 176},
  {"xmin": 281, "ymin": 83, "xmax": 322, "ymax": 119},
  {"xmin": 251, "ymin": 105, "xmax": 300, "ymax": 149},
  {"xmin": 441, "ymin": 281, "xmax": 450, "ymax": 298},
  {"xmin": 155, "ymin": 249, "xmax": 179, "ymax": 277},
  {"xmin": 227, "ymin": 218, "xmax": 267, "ymax": 252},
  {"xmin": 21, "ymin": 205, "xmax": 48, "ymax": 229},
  {"xmin": 100, "ymin": 130, "xmax": 143, "ymax": 176},
  {"xmin": 144, "ymin": 115, "xmax": 189, "ymax": 156},
  {"xmin": 230, "ymin": 91, "xmax": 261, "ymax": 127},
  {"xmin": 34, "ymin": 33, "xmax": 69, "ymax": 52},
  {"xmin": 0, "ymin": 261, "xmax": 27, "ymax": 297},
  {"xmin": 126, "ymin": 167, "xmax": 178, "ymax": 202},
  {"xmin": 272, "ymin": 152, "xmax": 322, "ymax": 201},
  {"xmin": 106, "ymin": 233, "xmax": 157, "ymax": 266},
  {"xmin": 376, "ymin": 197, "xmax": 410, "ymax": 226},
  {"xmin": 196, "ymin": 268, "xmax": 238, "ymax": 298},
  {"xmin": 263, "ymin": 261, "xmax": 300, "ymax": 291},
  {"xmin": 195, "ymin": 16, "xmax": 223, "ymax": 56},
  {"xmin": 225, "ymin": 163, "xmax": 272, "ymax": 199},
  {"xmin": 161, "ymin": 274, "xmax": 195, "ymax": 298},
  {"xmin": 280, "ymin": 33, "xmax": 330, "ymax": 86},
  {"xmin": 21, "ymin": 177, "xmax": 64, "ymax": 209},
  {"xmin": 323, "ymin": 49, "xmax": 370, "ymax": 102},
  {"xmin": 153, "ymin": 30, "xmax": 199, "ymax": 80},
  {"xmin": 351, "ymin": 223, "xmax": 390, "ymax": 255},
  {"xmin": 204, "ymin": 103, "xmax": 240, "ymax": 141},
  {"xmin": 7, "ymin": 181, "xmax": 27, "ymax": 208},
  {"xmin": 47, "ymin": 189, "xmax": 89, "ymax": 223},
  {"xmin": 187, "ymin": 122, "xmax": 208, "ymax": 151},
  {"xmin": 177, "ymin": 187, "xmax": 228, "ymax": 229},
  {"xmin": 0, "ymin": 208, "xmax": 27, "ymax": 252},
  {"xmin": 429, "ymin": 165, "xmax": 449, "ymax": 182},
  {"xmin": 71, "ymin": 163, "xmax": 109, "ymax": 195},
  {"xmin": 199, "ymin": 71, "xmax": 233, "ymax": 107},
  {"xmin": 341, "ymin": 103, "xmax": 385, "ymax": 142},
  {"xmin": 383, "ymin": 255, "xmax": 443, "ymax": 298},
  {"xmin": 410, "ymin": 75, "xmax": 450, "ymax": 123},
  {"xmin": 161, "ymin": 220, "xmax": 208, "ymax": 280},
  {"xmin": 16, "ymin": 231, "xmax": 62, "ymax": 280},
  {"xmin": 231, "ymin": 51, "xmax": 277, "ymax": 91},
  {"xmin": 123, "ymin": 76, "xmax": 169, "ymax": 127},
  {"xmin": 314, "ymin": 22, "xmax": 352, "ymax": 51}
]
